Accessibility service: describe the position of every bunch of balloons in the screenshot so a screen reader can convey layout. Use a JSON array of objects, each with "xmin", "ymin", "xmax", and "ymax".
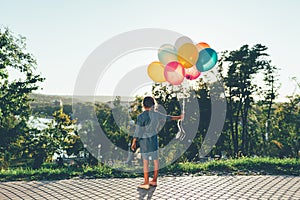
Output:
[{"xmin": 147, "ymin": 36, "xmax": 218, "ymax": 85}]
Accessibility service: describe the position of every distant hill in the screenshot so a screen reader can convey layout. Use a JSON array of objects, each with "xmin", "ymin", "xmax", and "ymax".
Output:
[
  {"xmin": 29, "ymin": 93, "xmax": 133, "ymax": 106},
  {"xmin": 29, "ymin": 93, "xmax": 135, "ymax": 117}
]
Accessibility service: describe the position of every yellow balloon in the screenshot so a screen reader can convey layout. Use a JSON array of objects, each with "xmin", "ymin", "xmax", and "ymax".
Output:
[
  {"xmin": 178, "ymin": 43, "xmax": 199, "ymax": 68},
  {"xmin": 147, "ymin": 61, "xmax": 166, "ymax": 82}
]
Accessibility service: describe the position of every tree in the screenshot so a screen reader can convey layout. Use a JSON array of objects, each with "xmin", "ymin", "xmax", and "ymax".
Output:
[
  {"xmin": 260, "ymin": 62, "xmax": 279, "ymax": 152},
  {"xmin": 152, "ymin": 83, "xmax": 182, "ymax": 147},
  {"xmin": 269, "ymin": 78, "xmax": 300, "ymax": 158},
  {"xmin": 25, "ymin": 108, "xmax": 79, "ymax": 169},
  {"xmin": 0, "ymin": 28, "xmax": 44, "ymax": 167},
  {"xmin": 271, "ymin": 95, "xmax": 300, "ymax": 158},
  {"xmin": 219, "ymin": 44, "xmax": 275, "ymax": 156}
]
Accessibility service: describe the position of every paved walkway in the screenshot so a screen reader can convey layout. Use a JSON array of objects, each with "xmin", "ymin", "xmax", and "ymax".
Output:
[{"xmin": 0, "ymin": 175, "xmax": 299, "ymax": 199}]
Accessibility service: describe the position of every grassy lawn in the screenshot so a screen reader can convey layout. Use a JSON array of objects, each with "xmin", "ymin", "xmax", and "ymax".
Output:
[
  {"xmin": 0, "ymin": 157, "xmax": 299, "ymax": 182},
  {"xmin": 163, "ymin": 157, "xmax": 300, "ymax": 176}
]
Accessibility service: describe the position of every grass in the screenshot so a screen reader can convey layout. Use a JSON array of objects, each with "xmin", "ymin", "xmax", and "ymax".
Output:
[
  {"xmin": 0, "ymin": 157, "xmax": 299, "ymax": 182},
  {"xmin": 163, "ymin": 157, "xmax": 300, "ymax": 176}
]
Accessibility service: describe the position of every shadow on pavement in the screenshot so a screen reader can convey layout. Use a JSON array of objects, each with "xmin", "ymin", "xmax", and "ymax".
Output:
[{"xmin": 137, "ymin": 186, "xmax": 156, "ymax": 200}]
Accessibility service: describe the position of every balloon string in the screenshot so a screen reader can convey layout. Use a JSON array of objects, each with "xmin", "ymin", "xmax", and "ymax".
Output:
[
  {"xmin": 177, "ymin": 120, "xmax": 182, "ymax": 132},
  {"xmin": 181, "ymin": 96, "xmax": 185, "ymax": 123},
  {"xmin": 176, "ymin": 90, "xmax": 186, "ymax": 141},
  {"xmin": 177, "ymin": 97, "xmax": 184, "ymax": 131},
  {"xmin": 177, "ymin": 98, "xmax": 185, "ymax": 130}
]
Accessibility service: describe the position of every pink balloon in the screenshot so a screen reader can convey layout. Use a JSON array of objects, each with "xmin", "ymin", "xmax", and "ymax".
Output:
[
  {"xmin": 164, "ymin": 61, "xmax": 185, "ymax": 85},
  {"xmin": 185, "ymin": 65, "xmax": 201, "ymax": 80}
]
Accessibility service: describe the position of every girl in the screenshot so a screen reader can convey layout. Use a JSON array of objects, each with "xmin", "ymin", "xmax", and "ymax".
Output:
[{"xmin": 131, "ymin": 96, "xmax": 183, "ymax": 189}]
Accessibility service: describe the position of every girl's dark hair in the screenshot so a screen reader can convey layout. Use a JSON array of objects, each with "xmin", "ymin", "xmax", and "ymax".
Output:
[{"xmin": 143, "ymin": 96, "xmax": 155, "ymax": 108}]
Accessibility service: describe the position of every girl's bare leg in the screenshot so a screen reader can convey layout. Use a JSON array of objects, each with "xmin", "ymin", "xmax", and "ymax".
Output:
[
  {"xmin": 149, "ymin": 159, "xmax": 158, "ymax": 186},
  {"xmin": 138, "ymin": 159, "xmax": 150, "ymax": 189},
  {"xmin": 152, "ymin": 159, "xmax": 159, "ymax": 181},
  {"xmin": 143, "ymin": 159, "xmax": 149, "ymax": 184}
]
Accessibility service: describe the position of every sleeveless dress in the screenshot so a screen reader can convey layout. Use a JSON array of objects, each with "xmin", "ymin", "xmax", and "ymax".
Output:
[{"xmin": 133, "ymin": 110, "xmax": 171, "ymax": 160}]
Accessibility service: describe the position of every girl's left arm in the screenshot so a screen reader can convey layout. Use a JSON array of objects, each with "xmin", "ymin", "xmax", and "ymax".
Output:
[{"xmin": 170, "ymin": 113, "xmax": 184, "ymax": 120}]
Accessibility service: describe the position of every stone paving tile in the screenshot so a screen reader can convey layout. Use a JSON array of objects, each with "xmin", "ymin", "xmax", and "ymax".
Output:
[{"xmin": 0, "ymin": 175, "xmax": 299, "ymax": 199}]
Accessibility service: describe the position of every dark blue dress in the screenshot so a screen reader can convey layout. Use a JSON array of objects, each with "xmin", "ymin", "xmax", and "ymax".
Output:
[{"xmin": 133, "ymin": 110, "xmax": 171, "ymax": 160}]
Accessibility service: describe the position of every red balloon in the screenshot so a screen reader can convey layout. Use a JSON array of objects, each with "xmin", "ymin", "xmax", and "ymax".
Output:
[
  {"xmin": 185, "ymin": 65, "xmax": 201, "ymax": 80},
  {"xmin": 164, "ymin": 61, "xmax": 185, "ymax": 85}
]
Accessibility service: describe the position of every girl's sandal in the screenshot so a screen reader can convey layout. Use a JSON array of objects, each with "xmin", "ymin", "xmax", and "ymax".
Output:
[
  {"xmin": 138, "ymin": 184, "xmax": 150, "ymax": 190},
  {"xmin": 149, "ymin": 181, "xmax": 157, "ymax": 186}
]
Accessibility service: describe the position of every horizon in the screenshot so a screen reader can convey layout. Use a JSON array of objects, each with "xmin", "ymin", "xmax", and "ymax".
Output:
[{"xmin": 30, "ymin": 92, "xmax": 293, "ymax": 104}]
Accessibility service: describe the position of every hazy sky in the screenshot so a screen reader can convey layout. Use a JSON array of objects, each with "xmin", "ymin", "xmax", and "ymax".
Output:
[{"xmin": 1, "ymin": 0, "xmax": 300, "ymax": 101}]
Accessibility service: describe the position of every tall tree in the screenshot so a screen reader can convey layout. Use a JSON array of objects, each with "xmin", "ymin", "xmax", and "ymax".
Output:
[
  {"xmin": 219, "ymin": 44, "xmax": 273, "ymax": 156},
  {"xmin": 0, "ymin": 28, "xmax": 44, "ymax": 167},
  {"xmin": 261, "ymin": 62, "xmax": 279, "ymax": 152}
]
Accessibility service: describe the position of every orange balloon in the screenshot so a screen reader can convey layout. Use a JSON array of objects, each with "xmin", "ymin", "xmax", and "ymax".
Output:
[
  {"xmin": 147, "ymin": 61, "xmax": 166, "ymax": 83},
  {"xmin": 178, "ymin": 43, "xmax": 199, "ymax": 68},
  {"xmin": 196, "ymin": 42, "xmax": 210, "ymax": 51}
]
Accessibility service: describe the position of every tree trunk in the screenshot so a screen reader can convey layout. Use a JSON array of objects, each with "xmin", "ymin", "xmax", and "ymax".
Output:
[
  {"xmin": 242, "ymin": 97, "xmax": 250, "ymax": 155},
  {"xmin": 234, "ymin": 98, "xmax": 242, "ymax": 156},
  {"xmin": 228, "ymin": 88, "xmax": 238, "ymax": 155}
]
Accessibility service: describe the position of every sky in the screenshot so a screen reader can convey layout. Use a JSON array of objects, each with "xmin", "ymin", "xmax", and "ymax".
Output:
[{"xmin": 1, "ymin": 0, "xmax": 300, "ymax": 101}]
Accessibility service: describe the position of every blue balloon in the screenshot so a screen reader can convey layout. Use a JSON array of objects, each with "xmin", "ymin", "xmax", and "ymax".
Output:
[{"xmin": 196, "ymin": 48, "xmax": 218, "ymax": 72}]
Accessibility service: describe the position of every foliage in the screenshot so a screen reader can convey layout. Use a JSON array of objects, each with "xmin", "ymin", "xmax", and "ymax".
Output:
[
  {"xmin": 22, "ymin": 108, "xmax": 80, "ymax": 169},
  {"xmin": 152, "ymin": 83, "xmax": 182, "ymax": 147},
  {"xmin": 269, "ymin": 95, "xmax": 300, "ymax": 158},
  {"xmin": 218, "ymin": 44, "xmax": 280, "ymax": 156},
  {"xmin": 0, "ymin": 28, "xmax": 44, "ymax": 168}
]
